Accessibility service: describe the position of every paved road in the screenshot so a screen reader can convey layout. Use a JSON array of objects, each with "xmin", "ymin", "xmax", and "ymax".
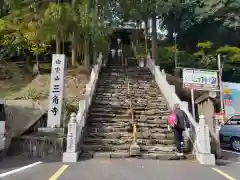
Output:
[
  {"xmin": 215, "ymin": 150, "xmax": 240, "ymax": 180},
  {"xmin": 0, "ymin": 151, "xmax": 239, "ymax": 180}
]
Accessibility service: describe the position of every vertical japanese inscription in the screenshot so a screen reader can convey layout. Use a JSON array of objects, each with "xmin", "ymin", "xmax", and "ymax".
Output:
[{"xmin": 47, "ymin": 54, "xmax": 66, "ymax": 127}]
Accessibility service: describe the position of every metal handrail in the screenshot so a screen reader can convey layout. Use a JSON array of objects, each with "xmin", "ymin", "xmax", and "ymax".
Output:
[{"xmin": 124, "ymin": 56, "xmax": 136, "ymax": 143}]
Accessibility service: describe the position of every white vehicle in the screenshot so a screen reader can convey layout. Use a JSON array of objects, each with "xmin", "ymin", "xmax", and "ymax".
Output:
[{"xmin": 0, "ymin": 99, "xmax": 6, "ymax": 155}]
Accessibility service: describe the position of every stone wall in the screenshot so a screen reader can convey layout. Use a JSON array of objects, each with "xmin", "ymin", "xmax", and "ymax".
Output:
[{"xmin": 8, "ymin": 135, "xmax": 65, "ymax": 159}]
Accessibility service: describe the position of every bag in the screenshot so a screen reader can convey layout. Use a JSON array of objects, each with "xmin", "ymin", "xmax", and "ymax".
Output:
[{"xmin": 168, "ymin": 113, "xmax": 177, "ymax": 127}]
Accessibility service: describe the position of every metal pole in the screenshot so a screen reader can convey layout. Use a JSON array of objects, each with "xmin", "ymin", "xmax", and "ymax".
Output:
[
  {"xmin": 174, "ymin": 33, "xmax": 177, "ymax": 69},
  {"xmin": 191, "ymin": 89, "xmax": 196, "ymax": 120},
  {"xmin": 218, "ymin": 54, "xmax": 224, "ymax": 112}
]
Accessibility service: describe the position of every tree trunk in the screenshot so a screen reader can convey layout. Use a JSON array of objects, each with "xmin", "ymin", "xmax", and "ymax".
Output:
[
  {"xmin": 71, "ymin": 32, "xmax": 77, "ymax": 67},
  {"xmin": 151, "ymin": 14, "xmax": 157, "ymax": 62},
  {"xmin": 84, "ymin": 0, "xmax": 93, "ymax": 67},
  {"xmin": 35, "ymin": 54, "xmax": 40, "ymax": 75},
  {"xmin": 56, "ymin": 34, "xmax": 61, "ymax": 54},
  {"xmin": 84, "ymin": 38, "xmax": 90, "ymax": 67},
  {"xmin": 35, "ymin": 40, "xmax": 40, "ymax": 75},
  {"xmin": 144, "ymin": 19, "xmax": 148, "ymax": 55}
]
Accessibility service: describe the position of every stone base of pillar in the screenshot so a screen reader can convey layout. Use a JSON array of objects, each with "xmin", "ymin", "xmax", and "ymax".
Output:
[
  {"xmin": 129, "ymin": 142, "xmax": 140, "ymax": 156},
  {"xmin": 62, "ymin": 151, "xmax": 79, "ymax": 162},
  {"xmin": 38, "ymin": 127, "xmax": 65, "ymax": 135},
  {"xmin": 196, "ymin": 152, "xmax": 215, "ymax": 165}
]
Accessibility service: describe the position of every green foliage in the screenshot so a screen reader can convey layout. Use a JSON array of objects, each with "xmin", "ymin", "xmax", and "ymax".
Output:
[
  {"xmin": 40, "ymin": 3, "xmax": 73, "ymax": 42},
  {"xmin": 217, "ymin": 45, "xmax": 240, "ymax": 62},
  {"xmin": 64, "ymin": 102, "xmax": 78, "ymax": 123},
  {"xmin": 0, "ymin": 61, "xmax": 12, "ymax": 80},
  {"xmin": 157, "ymin": 46, "xmax": 197, "ymax": 72},
  {"xmin": 196, "ymin": 41, "xmax": 213, "ymax": 49}
]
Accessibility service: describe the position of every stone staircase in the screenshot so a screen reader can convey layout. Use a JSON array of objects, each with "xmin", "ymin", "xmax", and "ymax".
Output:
[
  {"xmin": 80, "ymin": 65, "xmax": 133, "ymax": 158},
  {"xmin": 80, "ymin": 55, "xmax": 193, "ymax": 159}
]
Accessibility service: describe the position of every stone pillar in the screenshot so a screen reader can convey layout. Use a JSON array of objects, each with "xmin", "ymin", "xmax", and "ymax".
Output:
[
  {"xmin": 196, "ymin": 115, "xmax": 215, "ymax": 165},
  {"xmin": 63, "ymin": 113, "xmax": 79, "ymax": 162},
  {"xmin": 213, "ymin": 115, "xmax": 223, "ymax": 158},
  {"xmin": 47, "ymin": 54, "xmax": 67, "ymax": 128}
]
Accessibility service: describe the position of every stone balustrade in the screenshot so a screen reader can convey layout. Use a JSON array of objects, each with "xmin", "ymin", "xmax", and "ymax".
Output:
[
  {"xmin": 195, "ymin": 115, "xmax": 215, "ymax": 165},
  {"xmin": 146, "ymin": 55, "xmax": 216, "ymax": 165},
  {"xmin": 63, "ymin": 53, "xmax": 103, "ymax": 162}
]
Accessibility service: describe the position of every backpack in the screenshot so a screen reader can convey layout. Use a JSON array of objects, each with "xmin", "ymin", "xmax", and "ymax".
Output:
[{"xmin": 168, "ymin": 113, "xmax": 177, "ymax": 127}]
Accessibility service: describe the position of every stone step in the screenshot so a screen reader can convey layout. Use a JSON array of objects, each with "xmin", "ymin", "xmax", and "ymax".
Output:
[
  {"xmin": 90, "ymin": 106, "xmax": 129, "ymax": 110},
  {"xmin": 87, "ymin": 126, "xmax": 131, "ymax": 133},
  {"xmin": 136, "ymin": 128, "xmax": 169, "ymax": 134},
  {"xmin": 132, "ymin": 103, "xmax": 168, "ymax": 107},
  {"xmin": 137, "ymin": 152, "xmax": 195, "ymax": 160},
  {"xmin": 136, "ymin": 132, "xmax": 173, "ymax": 139},
  {"xmin": 92, "ymin": 100, "xmax": 128, "ymax": 106},
  {"xmin": 80, "ymin": 144, "xmax": 130, "ymax": 152},
  {"xmin": 94, "ymin": 93, "xmax": 128, "ymax": 97},
  {"xmin": 136, "ymin": 115, "xmax": 168, "ymax": 120},
  {"xmin": 100, "ymin": 74, "xmax": 125, "ymax": 77},
  {"xmin": 91, "ymin": 104, "xmax": 129, "ymax": 109},
  {"xmin": 80, "ymin": 151, "xmax": 195, "ymax": 160},
  {"xmin": 87, "ymin": 122, "xmax": 132, "ymax": 128},
  {"xmin": 139, "ymin": 145, "xmax": 174, "ymax": 152},
  {"xmin": 94, "ymin": 97, "xmax": 128, "ymax": 102},
  {"xmin": 88, "ymin": 117, "xmax": 168, "ymax": 124},
  {"xmin": 135, "ymin": 119, "xmax": 168, "ymax": 124},
  {"xmin": 95, "ymin": 90, "xmax": 128, "ymax": 94},
  {"xmin": 87, "ymin": 132, "xmax": 132, "ymax": 139},
  {"xmin": 88, "ymin": 117, "xmax": 132, "ymax": 123},
  {"xmin": 134, "ymin": 115, "xmax": 169, "ymax": 120},
  {"xmin": 79, "ymin": 151, "xmax": 130, "ymax": 159},
  {"xmin": 98, "ymin": 77, "xmax": 125, "ymax": 81},
  {"xmin": 93, "ymin": 96, "xmax": 165, "ymax": 102},
  {"xmin": 136, "ymin": 139, "xmax": 174, "ymax": 145},
  {"xmin": 90, "ymin": 108, "xmax": 127, "ymax": 114},
  {"xmin": 89, "ymin": 112, "xmax": 131, "ymax": 118},
  {"xmin": 132, "ymin": 106, "xmax": 167, "ymax": 111},
  {"xmin": 135, "ymin": 122, "xmax": 169, "ymax": 127},
  {"xmin": 84, "ymin": 138, "xmax": 132, "ymax": 145},
  {"xmin": 133, "ymin": 109, "xmax": 170, "ymax": 115}
]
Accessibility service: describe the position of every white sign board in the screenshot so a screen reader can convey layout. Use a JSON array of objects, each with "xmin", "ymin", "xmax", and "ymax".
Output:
[
  {"xmin": 47, "ymin": 54, "xmax": 66, "ymax": 127},
  {"xmin": 223, "ymin": 82, "xmax": 240, "ymax": 119},
  {"xmin": 183, "ymin": 69, "xmax": 219, "ymax": 91}
]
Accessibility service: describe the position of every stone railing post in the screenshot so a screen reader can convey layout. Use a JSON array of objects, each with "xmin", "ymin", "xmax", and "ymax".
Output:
[
  {"xmin": 213, "ymin": 115, "xmax": 223, "ymax": 158},
  {"xmin": 63, "ymin": 113, "xmax": 79, "ymax": 162},
  {"xmin": 196, "ymin": 115, "xmax": 215, "ymax": 165}
]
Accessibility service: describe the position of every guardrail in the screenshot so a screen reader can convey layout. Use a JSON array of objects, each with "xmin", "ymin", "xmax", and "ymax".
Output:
[
  {"xmin": 63, "ymin": 52, "xmax": 103, "ymax": 162},
  {"xmin": 146, "ymin": 54, "xmax": 216, "ymax": 165}
]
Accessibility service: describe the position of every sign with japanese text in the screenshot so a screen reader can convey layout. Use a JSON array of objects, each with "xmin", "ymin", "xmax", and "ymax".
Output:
[
  {"xmin": 47, "ymin": 54, "xmax": 66, "ymax": 127},
  {"xmin": 223, "ymin": 82, "xmax": 240, "ymax": 119},
  {"xmin": 183, "ymin": 68, "xmax": 219, "ymax": 91}
]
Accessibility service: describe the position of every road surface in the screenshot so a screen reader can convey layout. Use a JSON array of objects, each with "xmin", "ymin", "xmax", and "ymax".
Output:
[{"xmin": 0, "ymin": 150, "xmax": 239, "ymax": 180}]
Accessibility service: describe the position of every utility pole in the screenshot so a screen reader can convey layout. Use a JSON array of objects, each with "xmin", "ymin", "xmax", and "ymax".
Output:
[
  {"xmin": 173, "ymin": 32, "xmax": 177, "ymax": 69},
  {"xmin": 218, "ymin": 54, "xmax": 224, "ymax": 113}
]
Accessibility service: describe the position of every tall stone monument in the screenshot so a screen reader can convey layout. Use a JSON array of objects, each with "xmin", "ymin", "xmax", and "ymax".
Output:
[{"xmin": 47, "ymin": 54, "xmax": 67, "ymax": 128}]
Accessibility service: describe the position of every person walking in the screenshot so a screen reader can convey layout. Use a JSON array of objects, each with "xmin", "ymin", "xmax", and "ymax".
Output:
[{"xmin": 167, "ymin": 103, "xmax": 190, "ymax": 160}]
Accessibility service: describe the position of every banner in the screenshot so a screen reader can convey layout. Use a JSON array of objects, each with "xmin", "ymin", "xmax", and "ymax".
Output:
[
  {"xmin": 183, "ymin": 69, "xmax": 219, "ymax": 91},
  {"xmin": 223, "ymin": 82, "xmax": 240, "ymax": 119}
]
